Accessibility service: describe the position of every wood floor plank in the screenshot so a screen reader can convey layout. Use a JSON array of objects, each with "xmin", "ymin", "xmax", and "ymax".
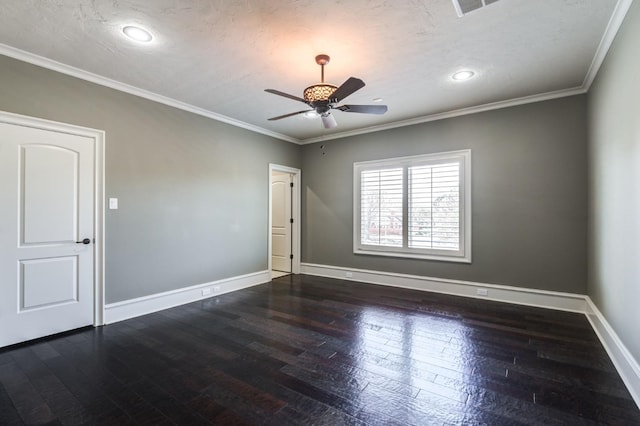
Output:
[
  {"xmin": 125, "ymin": 378, "xmax": 211, "ymax": 426},
  {"xmin": 10, "ymin": 347, "xmax": 94, "ymax": 425},
  {"xmin": 1, "ymin": 274, "xmax": 638, "ymax": 425},
  {"xmin": 0, "ymin": 361, "xmax": 56, "ymax": 424},
  {"xmin": 39, "ymin": 345, "xmax": 134, "ymax": 424},
  {"xmin": 0, "ymin": 377, "xmax": 25, "ymax": 425}
]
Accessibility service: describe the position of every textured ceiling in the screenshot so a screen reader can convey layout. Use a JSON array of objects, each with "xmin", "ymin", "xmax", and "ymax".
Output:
[{"xmin": 0, "ymin": 0, "xmax": 626, "ymax": 143}]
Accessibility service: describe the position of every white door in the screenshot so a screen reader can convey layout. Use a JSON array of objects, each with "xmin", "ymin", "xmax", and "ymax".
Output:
[
  {"xmin": 271, "ymin": 172, "xmax": 292, "ymax": 272},
  {"xmin": 0, "ymin": 122, "xmax": 95, "ymax": 348}
]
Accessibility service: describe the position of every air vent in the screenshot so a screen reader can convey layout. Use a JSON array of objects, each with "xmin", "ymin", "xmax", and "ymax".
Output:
[{"xmin": 452, "ymin": 0, "xmax": 501, "ymax": 17}]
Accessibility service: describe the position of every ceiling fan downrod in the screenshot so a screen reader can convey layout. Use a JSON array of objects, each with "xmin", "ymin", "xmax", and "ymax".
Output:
[{"xmin": 315, "ymin": 54, "xmax": 330, "ymax": 83}]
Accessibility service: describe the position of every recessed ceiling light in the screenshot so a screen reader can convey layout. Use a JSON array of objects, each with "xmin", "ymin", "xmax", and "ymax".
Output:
[
  {"xmin": 452, "ymin": 70, "xmax": 475, "ymax": 81},
  {"xmin": 373, "ymin": 97, "xmax": 384, "ymax": 103},
  {"xmin": 122, "ymin": 25, "xmax": 153, "ymax": 43}
]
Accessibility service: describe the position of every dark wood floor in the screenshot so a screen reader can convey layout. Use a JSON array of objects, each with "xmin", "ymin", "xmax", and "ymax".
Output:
[{"xmin": 1, "ymin": 274, "xmax": 638, "ymax": 425}]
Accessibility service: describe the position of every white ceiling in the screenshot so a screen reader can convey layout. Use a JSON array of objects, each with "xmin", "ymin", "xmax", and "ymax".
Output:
[{"xmin": 0, "ymin": 0, "xmax": 629, "ymax": 143}]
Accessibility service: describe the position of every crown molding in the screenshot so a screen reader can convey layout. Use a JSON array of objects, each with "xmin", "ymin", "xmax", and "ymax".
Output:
[
  {"xmin": 1, "ymin": 0, "xmax": 631, "ymax": 147},
  {"xmin": 0, "ymin": 44, "xmax": 299, "ymax": 144},
  {"xmin": 300, "ymin": 86, "xmax": 587, "ymax": 144},
  {"xmin": 582, "ymin": 0, "xmax": 633, "ymax": 89}
]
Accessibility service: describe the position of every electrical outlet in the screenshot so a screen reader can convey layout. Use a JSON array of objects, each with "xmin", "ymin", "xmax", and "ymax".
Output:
[
  {"xmin": 476, "ymin": 288, "xmax": 488, "ymax": 296},
  {"xmin": 213, "ymin": 286, "xmax": 221, "ymax": 293},
  {"xmin": 202, "ymin": 288, "xmax": 212, "ymax": 296},
  {"xmin": 345, "ymin": 272, "xmax": 353, "ymax": 278}
]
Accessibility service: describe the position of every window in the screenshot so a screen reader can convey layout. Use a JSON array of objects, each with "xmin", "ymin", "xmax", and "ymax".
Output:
[{"xmin": 354, "ymin": 150, "xmax": 471, "ymax": 262}]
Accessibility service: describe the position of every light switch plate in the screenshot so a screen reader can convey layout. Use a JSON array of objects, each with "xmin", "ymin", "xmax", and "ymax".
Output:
[{"xmin": 109, "ymin": 198, "xmax": 118, "ymax": 209}]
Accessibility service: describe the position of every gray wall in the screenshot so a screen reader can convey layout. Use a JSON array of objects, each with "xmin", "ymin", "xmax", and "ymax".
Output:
[
  {"xmin": 0, "ymin": 55, "xmax": 301, "ymax": 304},
  {"xmin": 588, "ymin": 1, "xmax": 640, "ymax": 363},
  {"xmin": 0, "ymin": 52, "xmax": 592, "ymax": 305},
  {"xmin": 301, "ymin": 96, "xmax": 588, "ymax": 293}
]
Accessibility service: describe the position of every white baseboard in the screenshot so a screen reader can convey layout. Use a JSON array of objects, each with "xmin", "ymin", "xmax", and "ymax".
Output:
[
  {"xmin": 301, "ymin": 263, "xmax": 587, "ymax": 313},
  {"xmin": 104, "ymin": 270, "xmax": 270, "ymax": 324},
  {"xmin": 301, "ymin": 262, "xmax": 640, "ymax": 409},
  {"xmin": 585, "ymin": 298, "xmax": 640, "ymax": 408}
]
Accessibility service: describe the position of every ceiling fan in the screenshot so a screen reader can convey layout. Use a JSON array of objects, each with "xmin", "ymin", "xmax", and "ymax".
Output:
[{"xmin": 265, "ymin": 54, "xmax": 388, "ymax": 129}]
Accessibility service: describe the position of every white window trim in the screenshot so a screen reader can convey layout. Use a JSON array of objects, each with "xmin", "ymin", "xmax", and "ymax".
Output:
[{"xmin": 353, "ymin": 149, "xmax": 472, "ymax": 263}]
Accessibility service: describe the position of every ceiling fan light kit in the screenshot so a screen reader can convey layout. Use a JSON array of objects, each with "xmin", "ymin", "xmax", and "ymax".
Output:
[
  {"xmin": 303, "ymin": 84, "xmax": 337, "ymax": 103},
  {"xmin": 265, "ymin": 54, "xmax": 388, "ymax": 129}
]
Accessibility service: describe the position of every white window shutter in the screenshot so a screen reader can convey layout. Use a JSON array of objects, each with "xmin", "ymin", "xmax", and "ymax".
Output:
[{"xmin": 360, "ymin": 168, "xmax": 403, "ymax": 247}]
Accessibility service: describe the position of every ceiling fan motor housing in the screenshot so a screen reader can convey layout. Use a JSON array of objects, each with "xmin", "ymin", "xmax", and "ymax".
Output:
[{"xmin": 313, "ymin": 102, "xmax": 331, "ymax": 115}]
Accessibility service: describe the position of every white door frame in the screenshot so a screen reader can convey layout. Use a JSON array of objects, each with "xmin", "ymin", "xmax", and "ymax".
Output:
[
  {"xmin": 268, "ymin": 164, "xmax": 301, "ymax": 277},
  {"xmin": 1, "ymin": 111, "xmax": 105, "ymax": 327}
]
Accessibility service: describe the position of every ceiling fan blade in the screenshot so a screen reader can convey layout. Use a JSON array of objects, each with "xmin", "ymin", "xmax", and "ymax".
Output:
[
  {"xmin": 330, "ymin": 77, "xmax": 365, "ymax": 103},
  {"xmin": 321, "ymin": 113, "xmax": 337, "ymax": 129},
  {"xmin": 336, "ymin": 104, "xmax": 388, "ymax": 114},
  {"xmin": 268, "ymin": 110, "xmax": 310, "ymax": 121},
  {"xmin": 265, "ymin": 89, "xmax": 308, "ymax": 104}
]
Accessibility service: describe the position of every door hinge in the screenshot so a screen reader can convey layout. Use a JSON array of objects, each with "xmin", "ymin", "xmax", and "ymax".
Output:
[
  {"xmin": 290, "ymin": 218, "xmax": 294, "ymax": 223},
  {"xmin": 289, "ymin": 254, "xmax": 294, "ymax": 260},
  {"xmin": 290, "ymin": 182, "xmax": 294, "ymax": 188}
]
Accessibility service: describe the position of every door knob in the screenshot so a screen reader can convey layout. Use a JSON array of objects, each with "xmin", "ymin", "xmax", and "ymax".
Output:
[{"xmin": 76, "ymin": 238, "xmax": 91, "ymax": 244}]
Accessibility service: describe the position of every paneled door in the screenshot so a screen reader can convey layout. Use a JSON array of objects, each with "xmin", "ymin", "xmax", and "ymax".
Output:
[
  {"xmin": 0, "ymin": 121, "xmax": 95, "ymax": 348},
  {"xmin": 271, "ymin": 171, "xmax": 292, "ymax": 272}
]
